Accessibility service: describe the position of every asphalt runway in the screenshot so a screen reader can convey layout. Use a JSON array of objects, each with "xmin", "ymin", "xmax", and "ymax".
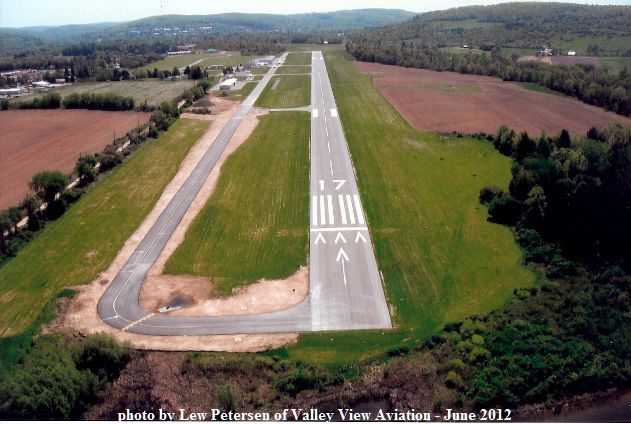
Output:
[{"xmin": 97, "ymin": 52, "xmax": 391, "ymax": 335}]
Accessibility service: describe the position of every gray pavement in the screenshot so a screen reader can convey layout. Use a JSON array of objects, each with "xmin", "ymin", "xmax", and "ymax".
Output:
[{"xmin": 97, "ymin": 51, "xmax": 391, "ymax": 335}]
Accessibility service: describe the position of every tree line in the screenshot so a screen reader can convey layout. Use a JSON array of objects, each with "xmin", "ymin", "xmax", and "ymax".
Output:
[{"xmin": 346, "ymin": 41, "xmax": 631, "ymax": 117}]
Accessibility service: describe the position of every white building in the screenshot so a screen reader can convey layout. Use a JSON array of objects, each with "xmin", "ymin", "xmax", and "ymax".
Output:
[
  {"xmin": 219, "ymin": 78, "xmax": 237, "ymax": 90},
  {"xmin": 568, "ymin": 51, "xmax": 577, "ymax": 56}
]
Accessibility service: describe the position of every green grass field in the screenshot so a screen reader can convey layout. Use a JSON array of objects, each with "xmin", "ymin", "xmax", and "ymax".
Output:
[
  {"xmin": 282, "ymin": 43, "xmax": 345, "ymax": 52},
  {"xmin": 277, "ymin": 65, "xmax": 311, "ymax": 74},
  {"xmin": 0, "ymin": 118, "xmax": 209, "ymax": 337},
  {"xmin": 283, "ymin": 52, "xmax": 312, "ymax": 66},
  {"xmin": 9, "ymin": 80, "xmax": 196, "ymax": 106},
  {"xmin": 255, "ymin": 75, "xmax": 311, "ymax": 109},
  {"xmin": 164, "ymin": 112, "xmax": 310, "ymax": 293},
  {"xmin": 274, "ymin": 51, "xmax": 537, "ymax": 365},
  {"xmin": 600, "ymin": 56, "xmax": 631, "ymax": 74},
  {"xmin": 136, "ymin": 53, "xmax": 213, "ymax": 72}
]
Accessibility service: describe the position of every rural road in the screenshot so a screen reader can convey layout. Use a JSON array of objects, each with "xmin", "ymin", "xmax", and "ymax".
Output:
[{"xmin": 97, "ymin": 52, "xmax": 391, "ymax": 335}]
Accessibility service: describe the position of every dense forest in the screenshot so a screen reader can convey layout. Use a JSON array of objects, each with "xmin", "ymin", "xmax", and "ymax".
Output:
[{"xmin": 360, "ymin": 3, "xmax": 631, "ymax": 55}]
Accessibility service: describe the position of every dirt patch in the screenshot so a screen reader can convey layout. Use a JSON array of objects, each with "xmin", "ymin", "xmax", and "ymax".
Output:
[
  {"xmin": 518, "ymin": 55, "xmax": 602, "ymax": 68},
  {"xmin": 356, "ymin": 61, "xmax": 631, "ymax": 136},
  {"xmin": 271, "ymin": 78, "xmax": 281, "ymax": 90},
  {"xmin": 140, "ymin": 267, "xmax": 308, "ymax": 316},
  {"xmin": 0, "ymin": 109, "xmax": 150, "ymax": 209},
  {"xmin": 63, "ymin": 95, "xmax": 300, "ymax": 351}
]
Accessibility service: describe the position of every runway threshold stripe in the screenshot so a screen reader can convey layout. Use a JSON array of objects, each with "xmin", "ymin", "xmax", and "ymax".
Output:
[
  {"xmin": 312, "ymin": 196, "xmax": 318, "ymax": 226},
  {"xmin": 338, "ymin": 195, "xmax": 347, "ymax": 225},
  {"xmin": 345, "ymin": 194, "xmax": 356, "ymax": 225},
  {"xmin": 327, "ymin": 195, "xmax": 335, "ymax": 225},
  {"xmin": 353, "ymin": 195, "xmax": 366, "ymax": 225},
  {"xmin": 319, "ymin": 195, "xmax": 326, "ymax": 225}
]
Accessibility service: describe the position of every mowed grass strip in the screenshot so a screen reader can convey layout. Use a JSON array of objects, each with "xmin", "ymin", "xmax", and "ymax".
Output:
[
  {"xmin": 0, "ymin": 118, "xmax": 209, "ymax": 336},
  {"xmin": 279, "ymin": 52, "xmax": 536, "ymax": 365},
  {"xmin": 255, "ymin": 75, "xmax": 310, "ymax": 109},
  {"xmin": 283, "ymin": 52, "xmax": 312, "ymax": 66},
  {"xmin": 277, "ymin": 65, "xmax": 312, "ymax": 75},
  {"xmin": 164, "ymin": 112, "xmax": 310, "ymax": 294}
]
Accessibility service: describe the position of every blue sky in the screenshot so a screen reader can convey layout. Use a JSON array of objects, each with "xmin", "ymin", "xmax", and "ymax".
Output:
[{"xmin": 1, "ymin": 0, "xmax": 629, "ymax": 28}]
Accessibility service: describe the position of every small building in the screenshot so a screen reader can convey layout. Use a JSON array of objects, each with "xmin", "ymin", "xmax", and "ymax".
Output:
[
  {"xmin": 568, "ymin": 51, "xmax": 577, "ymax": 56},
  {"xmin": 32, "ymin": 81, "xmax": 50, "ymax": 88},
  {"xmin": 207, "ymin": 48, "xmax": 218, "ymax": 53},
  {"xmin": 55, "ymin": 78, "xmax": 66, "ymax": 84},
  {"xmin": 219, "ymin": 78, "xmax": 237, "ymax": 90},
  {"xmin": 166, "ymin": 50, "xmax": 191, "ymax": 55}
]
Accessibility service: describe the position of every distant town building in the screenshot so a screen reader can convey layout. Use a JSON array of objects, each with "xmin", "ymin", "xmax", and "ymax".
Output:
[
  {"xmin": 568, "ymin": 51, "xmax": 577, "ymax": 56},
  {"xmin": 207, "ymin": 48, "xmax": 218, "ymax": 53},
  {"xmin": 167, "ymin": 50, "xmax": 192, "ymax": 55}
]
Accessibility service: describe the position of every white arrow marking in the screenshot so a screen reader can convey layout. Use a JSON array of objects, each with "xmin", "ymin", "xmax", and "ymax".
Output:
[
  {"xmin": 336, "ymin": 247, "xmax": 349, "ymax": 262},
  {"xmin": 333, "ymin": 179, "xmax": 346, "ymax": 190},
  {"xmin": 335, "ymin": 232, "xmax": 347, "ymax": 244},
  {"xmin": 341, "ymin": 257, "xmax": 348, "ymax": 286},
  {"xmin": 355, "ymin": 231, "xmax": 367, "ymax": 243},
  {"xmin": 315, "ymin": 232, "xmax": 326, "ymax": 245}
]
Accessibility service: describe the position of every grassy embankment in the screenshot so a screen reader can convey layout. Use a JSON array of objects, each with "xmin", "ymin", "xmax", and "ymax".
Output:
[
  {"xmin": 9, "ymin": 80, "xmax": 196, "ymax": 106},
  {"xmin": 272, "ymin": 51, "xmax": 538, "ymax": 365},
  {"xmin": 283, "ymin": 52, "xmax": 312, "ymax": 66},
  {"xmin": 0, "ymin": 119, "xmax": 209, "ymax": 355},
  {"xmin": 255, "ymin": 75, "xmax": 311, "ymax": 108},
  {"xmin": 164, "ymin": 112, "xmax": 310, "ymax": 293}
]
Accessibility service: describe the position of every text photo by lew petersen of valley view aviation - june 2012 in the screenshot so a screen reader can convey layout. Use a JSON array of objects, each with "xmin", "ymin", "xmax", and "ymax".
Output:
[{"xmin": 1, "ymin": 0, "xmax": 631, "ymax": 422}]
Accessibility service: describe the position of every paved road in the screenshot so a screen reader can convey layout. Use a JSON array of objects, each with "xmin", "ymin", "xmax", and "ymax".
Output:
[{"xmin": 97, "ymin": 52, "xmax": 391, "ymax": 335}]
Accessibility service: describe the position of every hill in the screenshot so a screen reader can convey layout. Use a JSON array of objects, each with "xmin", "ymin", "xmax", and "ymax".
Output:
[
  {"xmin": 1, "ymin": 9, "xmax": 414, "ymax": 42},
  {"xmin": 361, "ymin": 2, "xmax": 631, "ymax": 56}
]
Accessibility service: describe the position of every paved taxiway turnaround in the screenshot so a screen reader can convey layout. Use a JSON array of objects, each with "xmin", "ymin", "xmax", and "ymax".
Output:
[{"xmin": 97, "ymin": 52, "xmax": 391, "ymax": 335}]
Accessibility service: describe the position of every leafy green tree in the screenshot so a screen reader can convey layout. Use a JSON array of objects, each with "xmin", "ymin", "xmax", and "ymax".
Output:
[
  {"xmin": 75, "ymin": 155, "xmax": 98, "ymax": 184},
  {"xmin": 20, "ymin": 193, "xmax": 41, "ymax": 231},
  {"xmin": 30, "ymin": 171, "xmax": 69, "ymax": 203}
]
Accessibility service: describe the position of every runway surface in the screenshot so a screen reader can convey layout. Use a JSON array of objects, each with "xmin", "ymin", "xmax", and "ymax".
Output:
[{"xmin": 97, "ymin": 52, "xmax": 391, "ymax": 335}]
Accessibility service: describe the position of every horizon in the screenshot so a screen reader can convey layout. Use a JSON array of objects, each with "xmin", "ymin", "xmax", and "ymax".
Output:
[{"xmin": 1, "ymin": 0, "xmax": 630, "ymax": 28}]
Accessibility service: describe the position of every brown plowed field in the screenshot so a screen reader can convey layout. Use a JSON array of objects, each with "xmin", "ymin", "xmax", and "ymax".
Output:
[
  {"xmin": 0, "ymin": 109, "xmax": 150, "ymax": 209},
  {"xmin": 356, "ymin": 61, "xmax": 631, "ymax": 136}
]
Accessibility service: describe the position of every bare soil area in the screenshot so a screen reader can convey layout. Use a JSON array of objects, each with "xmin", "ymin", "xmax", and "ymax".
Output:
[
  {"xmin": 0, "ymin": 109, "xmax": 150, "ymax": 209},
  {"xmin": 518, "ymin": 55, "xmax": 602, "ymax": 68},
  {"xmin": 356, "ymin": 61, "xmax": 631, "ymax": 135}
]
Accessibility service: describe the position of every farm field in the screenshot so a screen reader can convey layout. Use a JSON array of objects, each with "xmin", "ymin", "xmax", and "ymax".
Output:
[
  {"xmin": 164, "ymin": 112, "xmax": 310, "ymax": 293},
  {"xmin": 0, "ymin": 118, "xmax": 209, "ymax": 338},
  {"xmin": 9, "ymin": 80, "xmax": 196, "ymax": 106},
  {"xmin": 255, "ymin": 75, "xmax": 310, "ymax": 108},
  {"xmin": 283, "ymin": 52, "xmax": 312, "ymax": 65},
  {"xmin": 0, "ymin": 109, "xmax": 151, "ymax": 209},
  {"xmin": 356, "ymin": 61, "xmax": 631, "ymax": 136},
  {"xmin": 276, "ymin": 51, "xmax": 537, "ymax": 365},
  {"xmin": 277, "ymin": 65, "xmax": 311, "ymax": 74}
]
